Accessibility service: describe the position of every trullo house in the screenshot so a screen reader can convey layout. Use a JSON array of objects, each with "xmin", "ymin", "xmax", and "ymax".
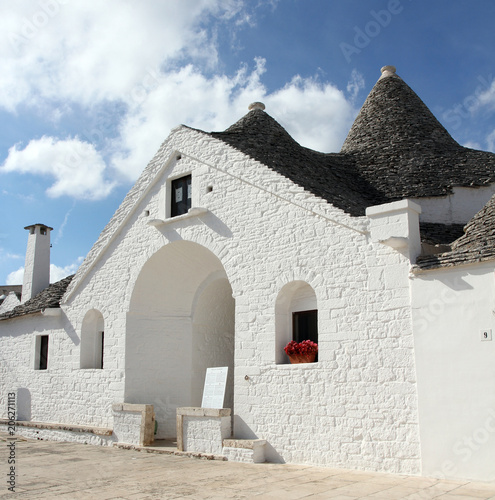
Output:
[{"xmin": 1, "ymin": 65, "xmax": 495, "ymax": 481}]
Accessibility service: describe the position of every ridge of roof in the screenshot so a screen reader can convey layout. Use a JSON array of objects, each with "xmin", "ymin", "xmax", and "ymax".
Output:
[{"xmin": 0, "ymin": 275, "xmax": 74, "ymax": 320}]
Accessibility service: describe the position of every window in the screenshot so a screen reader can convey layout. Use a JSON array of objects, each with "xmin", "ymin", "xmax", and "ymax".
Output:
[
  {"xmin": 293, "ymin": 310, "xmax": 318, "ymax": 344},
  {"xmin": 36, "ymin": 335, "xmax": 48, "ymax": 370},
  {"xmin": 171, "ymin": 175, "xmax": 192, "ymax": 217},
  {"xmin": 80, "ymin": 310, "xmax": 104, "ymax": 369},
  {"xmin": 275, "ymin": 281, "xmax": 318, "ymax": 364},
  {"xmin": 99, "ymin": 331, "xmax": 104, "ymax": 369}
]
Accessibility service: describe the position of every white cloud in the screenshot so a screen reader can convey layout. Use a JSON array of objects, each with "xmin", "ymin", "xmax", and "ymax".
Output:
[
  {"xmin": 1, "ymin": 136, "xmax": 116, "ymax": 200},
  {"xmin": 0, "ymin": 1, "xmax": 359, "ymax": 198},
  {"xmin": 346, "ymin": 69, "xmax": 365, "ymax": 102},
  {"xmin": 6, "ymin": 267, "xmax": 24, "ymax": 286},
  {"xmin": 6, "ymin": 259, "xmax": 83, "ymax": 286},
  {"xmin": 55, "ymin": 202, "xmax": 76, "ymax": 244},
  {"xmin": 487, "ymin": 130, "xmax": 495, "ymax": 152},
  {"xmin": 266, "ymin": 75, "xmax": 357, "ymax": 152},
  {"xmin": 0, "ymin": 0, "xmax": 250, "ymax": 111},
  {"xmin": 0, "ymin": 248, "xmax": 23, "ymax": 261},
  {"xmin": 111, "ymin": 60, "xmax": 358, "ymax": 180},
  {"xmin": 50, "ymin": 261, "xmax": 81, "ymax": 282},
  {"xmin": 473, "ymin": 77, "xmax": 495, "ymax": 113}
]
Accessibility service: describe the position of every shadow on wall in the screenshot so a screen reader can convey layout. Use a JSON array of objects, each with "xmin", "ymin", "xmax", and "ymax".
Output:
[
  {"xmin": 234, "ymin": 415, "xmax": 285, "ymax": 464},
  {"xmin": 17, "ymin": 388, "xmax": 31, "ymax": 421},
  {"xmin": 201, "ymin": 212, "xmax": 233, "ymax": 238}
]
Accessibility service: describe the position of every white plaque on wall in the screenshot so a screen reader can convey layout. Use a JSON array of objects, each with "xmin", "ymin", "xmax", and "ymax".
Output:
[{"xmin": 202, "ymin": 367, "xmax": 228, "ymax": 409}]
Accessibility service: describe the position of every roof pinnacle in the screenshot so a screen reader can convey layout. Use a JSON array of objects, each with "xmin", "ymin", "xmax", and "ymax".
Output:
[
  {"xmin": 248, "ymin": 102, "xmax": 265, "ymax": 111},
  {"xmin": 379, "ymin": 65, "xmax": 397, "ymax": 80}
]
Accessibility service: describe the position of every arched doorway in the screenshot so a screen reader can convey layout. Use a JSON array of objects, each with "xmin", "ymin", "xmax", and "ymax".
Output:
[{"xmin": 125, "ymin": 241, "xmax": 235, "ymax": 439}]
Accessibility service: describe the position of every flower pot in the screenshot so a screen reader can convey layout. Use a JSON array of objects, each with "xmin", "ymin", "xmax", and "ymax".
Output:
[{"xmin": 288, "ymin": 352, "xmax": 316, "ymax": 364}]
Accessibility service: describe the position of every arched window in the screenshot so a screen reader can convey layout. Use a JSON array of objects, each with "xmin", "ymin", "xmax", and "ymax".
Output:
[
  {"xmin": 80, "ymin": 309, "xmax": 104, "ymax": 369},
  {"xmin": 275, "ymin": 281, "xmax": 318, "ymax": 364}
]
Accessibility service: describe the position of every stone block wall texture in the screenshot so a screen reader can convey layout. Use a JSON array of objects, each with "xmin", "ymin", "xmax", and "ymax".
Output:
[
  {"xmin": 183, "ymin": 415, "xmax": 231, "ymax": 455},
  {"xmin": 0, "ymin": 127, "xmax": 422, "ymax": 474},
  {"xmin": 112, "ymin": 409, "xmax": 143, "ymax": 445},
  {"xmin": 112, "ymin": 404, "xmax": 154, "ymax": 446},
  {"xmin": 5, "ymin": 426, "xmax": 114, "ymax": 446},
  {"xmin": 0, "ymin": 313, "xmax": 123, "ymax": 429}
]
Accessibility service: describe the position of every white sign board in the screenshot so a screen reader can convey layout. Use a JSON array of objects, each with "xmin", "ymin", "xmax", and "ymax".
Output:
[{"xmin": 202, "ymin": 367, "xmax": 228, "ymax": 409}]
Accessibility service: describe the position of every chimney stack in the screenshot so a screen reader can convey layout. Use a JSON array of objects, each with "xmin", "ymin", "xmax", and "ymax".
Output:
[{"xmin": 22, "ymin": 224, "xmax": 53, "ymax": 303}]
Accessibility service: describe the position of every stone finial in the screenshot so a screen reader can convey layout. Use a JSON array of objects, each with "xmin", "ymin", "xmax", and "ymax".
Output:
[
  {"xmin": 248, "ymin": 102, "xmax": 265, "ymax": 111},
  {"xmin": 379, "ymin": 65, "xmax": 397, "ymax": 79}
]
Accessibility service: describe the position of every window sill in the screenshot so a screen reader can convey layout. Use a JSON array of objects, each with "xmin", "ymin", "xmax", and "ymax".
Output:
[
  {"xmin": 275, "ymin": 362, "xmax": 318, "ymax": 369},
  {"xmin": 147, "ymin": 207, "xmax": 208, "ymax": 227}
]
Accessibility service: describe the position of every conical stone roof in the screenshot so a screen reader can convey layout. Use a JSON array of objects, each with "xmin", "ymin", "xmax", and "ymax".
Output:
[
  {"xmin": 197, "ymin": 66, "xmax": 495, "ymax": 220},
  {"xmin": 341, "ymin": 66, "xmax": 460, "ymax": 155}
]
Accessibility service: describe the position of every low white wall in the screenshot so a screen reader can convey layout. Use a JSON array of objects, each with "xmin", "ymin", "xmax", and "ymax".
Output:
[
  {"xmin": 411, "ymin": 263, "xmax": 495, "ymax": 481},
  {"xmin": 9, "ymin": 427, "xmax": 114, "ymax": 446},
  {"xmin": 412, "ymin": 184, "xmax": 495, "ymax": 224},
  {"xmin": 177, "ymin": 407, "xmax": 231, "ymax": 455},
  {"xmin": 112, "ymin": 403, "xmax": 154, "ymax": 446}
]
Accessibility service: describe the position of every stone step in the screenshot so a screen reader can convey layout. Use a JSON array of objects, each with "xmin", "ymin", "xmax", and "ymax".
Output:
[{"xmin": 222, "ymin": 438, "xmax": 267, "ymax": 463}]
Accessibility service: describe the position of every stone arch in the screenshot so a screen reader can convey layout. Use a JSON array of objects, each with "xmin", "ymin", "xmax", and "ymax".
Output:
[
  {"xmin": 275, "ymin": 281, "xmax": 318, "ymax": 364},
  {"xmin": 80, "ymin": 309, "xmax": 105, "ymax": 369},
  {"xmin": 125, "ymin": 240, "xmax": 235, "ymax": 439}
]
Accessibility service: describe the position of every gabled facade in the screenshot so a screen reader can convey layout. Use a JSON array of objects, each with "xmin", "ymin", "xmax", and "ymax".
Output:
[{"xmin": 1, "ymin": 66, "xmax": 494, "ymax": 481}]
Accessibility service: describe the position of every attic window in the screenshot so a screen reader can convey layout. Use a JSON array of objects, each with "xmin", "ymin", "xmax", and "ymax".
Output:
[{"xmin": 171, "ymin": 175, "xmax": 192, "ymax": 217}]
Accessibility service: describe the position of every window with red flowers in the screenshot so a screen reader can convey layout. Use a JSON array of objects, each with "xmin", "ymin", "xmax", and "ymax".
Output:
[{"xmin": 293, "ymin": 309, "xmax": 318, "ymax": 345}]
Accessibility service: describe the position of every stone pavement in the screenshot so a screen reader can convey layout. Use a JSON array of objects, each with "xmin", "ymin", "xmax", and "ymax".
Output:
[{"xmin": 1, "ymin": 434, "xmax": 495, "ymax": 499}]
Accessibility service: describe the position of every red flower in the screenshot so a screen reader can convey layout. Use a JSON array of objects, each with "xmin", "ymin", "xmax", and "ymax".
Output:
[{"xmin": 284, "ymin": 340, "xmax": 318, "ymax": 356}]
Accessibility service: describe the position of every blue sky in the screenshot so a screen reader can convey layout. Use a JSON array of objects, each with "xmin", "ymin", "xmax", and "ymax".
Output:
[{"xmin": 1, "ymin": 0, "xmax": 495, "ymax": 285}]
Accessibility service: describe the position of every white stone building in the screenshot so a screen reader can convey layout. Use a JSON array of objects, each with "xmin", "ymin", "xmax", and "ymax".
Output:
[{"xmin": 1, "ymin": 66, "xmax": 494, "ymax": 481}]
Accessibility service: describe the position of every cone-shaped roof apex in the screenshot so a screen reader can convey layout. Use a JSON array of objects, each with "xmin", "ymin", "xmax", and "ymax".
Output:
[
  {"xmin": 196, "ymin": 67, "xmax": 495, "ymax": 217},
  {"xmin": 341, "ymin": 65, "xmax": 460, "ymax": 155}
]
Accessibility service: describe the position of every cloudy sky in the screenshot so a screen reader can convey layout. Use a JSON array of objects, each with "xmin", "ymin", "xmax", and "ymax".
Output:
[{"xmin": 1, "ymin": 0, "xmax": 495, "ymax": 285}]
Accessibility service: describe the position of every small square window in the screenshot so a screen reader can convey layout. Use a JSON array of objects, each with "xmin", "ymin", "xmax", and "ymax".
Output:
[{"xmin": 171, "ymin": 175, "xmax": 192, "ymax": 217}]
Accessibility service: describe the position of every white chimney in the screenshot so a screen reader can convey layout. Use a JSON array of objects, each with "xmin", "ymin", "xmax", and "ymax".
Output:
[{"xmin": 22, "ymin": 223, "xmax": 53, "ymax": 303}]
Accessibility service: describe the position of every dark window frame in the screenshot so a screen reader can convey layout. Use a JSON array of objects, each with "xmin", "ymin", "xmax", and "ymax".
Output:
[
  {"xmin": 99, "ymin": 331, "xmax": 104, "ymax": 370},
  {"xmin": 39, "ymin": 335, "xmax": 48, "ymax": 370},
  {"xmin": 171, "ymin": 174, "xmax": 192, "ymax": 217},
  {"xmin": 292, "ymin": 309, "xmax": 318, "ymax": 345}
]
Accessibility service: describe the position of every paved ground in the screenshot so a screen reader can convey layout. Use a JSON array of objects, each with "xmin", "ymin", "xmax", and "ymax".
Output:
[{"xmin": 1, "ymin": 434, "xmax": 495, "ymax": 499}]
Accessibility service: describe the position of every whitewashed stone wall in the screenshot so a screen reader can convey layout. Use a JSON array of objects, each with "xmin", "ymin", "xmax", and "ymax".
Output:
[
  {"xmin": 183, "ymin": 415, "xmax": 231, "ymax": 455},
  {"xmin": 0, "ymin": 126, "xmax": 422, "ymax": 475},
  {"xmin": 112, "ymin": 404, "xmax": 154, "ymax": 446},
  {"xmin": 5, "ymin": 426, "xmax": 114, "ymax": 446},
  {"xmin": 412, "ymin": 184, "xmax": 495, "ymax": 224},
  {"xmin": 411, "ymin": 262, "xmax": 495, "ymax": 481},
  {"xmin": 0, "ymin": 313, "xmax": 123, "ymax": 429}
]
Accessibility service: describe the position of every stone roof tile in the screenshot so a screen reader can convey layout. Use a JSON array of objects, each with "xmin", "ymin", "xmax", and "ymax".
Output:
[
  {"xmin": 205, "ymin": 68, "xmax": 495, "ymax": 218},
  {"xmin": 0, "ymin": 275, "xmax": 74, "ymax": 320}
]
